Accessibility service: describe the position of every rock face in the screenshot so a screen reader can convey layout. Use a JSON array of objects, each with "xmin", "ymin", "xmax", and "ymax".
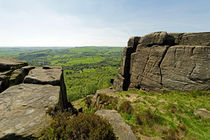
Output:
[
  {"xmin": 0, "ymin": 58, "xmax": 74, "ymax": 139},
  {"xmin": 0, "ymin": 84, "xmax": 60, "ymax": 138},
  {"xmin": 114, "ymin": 32, "xmax": 210, "ymax": 91},
  {"xmin": 0, "ymin": 58, "xmax": 28, "ymax": 92},
  {"xmin": 0, "ymin": 57, "xmax": 27, "ymax": 72},
  {"xmin": 95, "ymin": 109, "xmax": 137, "ymax": 140}
]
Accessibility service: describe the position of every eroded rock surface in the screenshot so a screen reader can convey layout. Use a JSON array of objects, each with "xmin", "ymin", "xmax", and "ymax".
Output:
[
  {"xmin": 0, "ymin": 84, "xmax": 59, "ymax": 138},
  {"xmin": 0, "ymin": 57, "xmax": 27, "ymax": 72},
  {"xmin": 24, "ymin": 66, "xmax": 62, "ymax": 86},
  {"xmin": 0, "ymin": 58, "xmax": 29, "ymax": 92},
  {"xmin": 194, "ymin": 108, "xmax": 210, "ymax": 119},
  {"xmin": 114, "ymin": 32, "xmax": 210, "ymax": 91},
  {"xmin": 95, "ymin": 109, "xmax": 137, "ymax": 140},
  {"xmin": 0, "ymin": 58, "xmax": 74, "ymax": 139}
]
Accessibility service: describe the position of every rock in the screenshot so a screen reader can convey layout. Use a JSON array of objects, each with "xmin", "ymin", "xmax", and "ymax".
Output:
[
  {"xmin": 0, "ymin": 57, "xmax": 27, "ymax": 72},
  {"xmin": 138, "ymin": 31, "xmax": 174, "ymax": 47},
  {"xmin": 113, "ymin": 74, "xmax": 125, "ymax": 91},
  {"xmin": 91, "ymin": 89, "xmax": 118, "ymax": 110},
  {"xmin": 161, "ymin": 45, "xmax": 210, "ymax": 91},
  {"xmin": 0, "ymin": 58, "xmax": 76, "ymax": 139},
  {"xmin": 114, "ymin": 37, "xmax": 140, "ymax": 91},
  {"xmin": 24, "ymin": 66, "xmax": 62, "ymax": 86},
  {"xmin": 0, "ymin": 59, "xmax": 32, "ymax": 93},
  {"xmin": 194, "ymin": 108, "xmax": 210, "ymax": 119},
  {"xmin": 0, "ymin": 76, "xmax": 9, "ymax": 93},
  {"xmin": 0, "ymin": 84, "xmax": 60, "ymax": 138},
  {"xmin": 169, "ymin": 32, "xmax": 210, "ymax": 46},
  {"xmin": 114, "ymin": 32, "xmax": 210, "ymax": 91},
  {"xmin": 9, "ymin": 67, "xmax": 33, "ymax": 86},
  {"xmin": 24, "ymin": 66, "xmax": 70, "ymax": 109},
  {"xmin": 138, "ymin": 134, "xmax": 163, "ymax": 140},
  {"xmin": 128, "ymin": 36, "xmax": 141, "ymax": 49},
  {"xmin": 95, "ymin": 109, "xmax": 137, "ymax": 140}
]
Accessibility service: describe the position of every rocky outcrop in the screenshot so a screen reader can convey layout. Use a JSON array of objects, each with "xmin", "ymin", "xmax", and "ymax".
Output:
[
  {"xmin": 95, "ymin": 109, "xmax": 137, "ymax": 140},
  {"xmin": 0, "ymin": 84, "xmax": 60, "ymax": 138},
  {"xmin": 114, "ymin": 32, "xmax": 210, "ymax": 91},
  {"xmin": 0, "ymin": 58, "xmax": 74, "ymax": 139},
  {"xmin": 0, "ymin": 57, "xmax": 27, "ymax": 72},
  {"xmin": 0, "ymin": 58, "xmax": 28, "ymax": 92},
  {"xmin": 24, "ymin": 66, "xmax": 70, "ymax": 109}
]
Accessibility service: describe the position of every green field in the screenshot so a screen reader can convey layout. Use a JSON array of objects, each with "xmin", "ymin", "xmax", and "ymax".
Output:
[
  {"xmin": 0, "ymin": 47, "xmax": 123, "ymax": 100},
  {"xmin": 74, "ymin": 90, "xmax": 210, "ymax": 140}
]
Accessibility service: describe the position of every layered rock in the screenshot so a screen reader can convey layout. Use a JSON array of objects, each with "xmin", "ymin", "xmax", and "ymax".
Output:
[
  {"xmin": 0, "ymin": 58, "xmax": 74, "ymax": 139},
  {"xmin": 0, "ymin": 58, "xmax": 28, "ymax": 92},
  {"xmin": 24, "ymin": 66, "xmax": 70, "ymax": 109},
  {"xmin": 114, "ymin": 32, "xmax": 210, "ymax": 91},
  {"xmin": 0, "ymin": 57, "xmax": 27, "ymax": 72}
]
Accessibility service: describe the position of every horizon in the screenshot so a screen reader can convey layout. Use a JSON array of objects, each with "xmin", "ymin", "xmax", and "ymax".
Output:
[
  {"xmin": 0, "ymin": 0, "xmax": 210, "ymax": 47},
  {"xmin": 0, "ymin": 46, "xmax": 123, "ymax": 48}
]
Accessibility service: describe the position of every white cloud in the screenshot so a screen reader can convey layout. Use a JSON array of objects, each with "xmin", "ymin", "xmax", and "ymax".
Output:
[{"xmin": 0, "ymin": 7, "xmax": 128, "ymax": 46}]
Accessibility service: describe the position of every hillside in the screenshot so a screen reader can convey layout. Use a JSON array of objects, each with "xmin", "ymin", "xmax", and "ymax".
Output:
[
  {"xmin": 0, "ymin": 47, "xmax": 123, "ymax": 101},
  {"xmin": 73, "ymin": 89, "xmax": 210, "ymax": 139},
  {"xmin": 0, "ymin": 41, "xmax": 209, "ymax": 140}
]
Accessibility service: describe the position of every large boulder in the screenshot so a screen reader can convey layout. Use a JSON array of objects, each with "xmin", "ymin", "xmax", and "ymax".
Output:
[
  {"xmin": 0, "ymin": 84, "xmax": 59, "ymax": 138},
  {"xmin": 95, "ymin": 109, "xmax": 137, "ymax": 140},
  {"xmin": 114, "ymin": 32, "xmax": 210, "ymax": 91},
  {"xmin": 24, "ymin": 66, "xmax": 70, "ymax": 109},
  {"xmin": 24, "ymin": 66, "xmax": 62, "ymax": 86},
  {"xmin": 0, "ymin": 58, "xmax": 75, "ymax": 139}
]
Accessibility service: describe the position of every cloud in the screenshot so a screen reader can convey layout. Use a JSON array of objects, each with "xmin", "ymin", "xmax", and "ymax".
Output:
[{"xmin": 0, "ymin": 0, "xmax": 210, "ymax": 46}]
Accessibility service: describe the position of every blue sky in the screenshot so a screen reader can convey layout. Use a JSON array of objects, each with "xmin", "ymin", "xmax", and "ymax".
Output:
[{"xmin": 0, "ymin": 0, "xmax": 210, "ymax": 46}]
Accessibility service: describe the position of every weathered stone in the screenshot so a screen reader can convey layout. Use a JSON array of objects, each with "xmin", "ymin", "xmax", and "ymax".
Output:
[
  {"xmin": 113, "ymin": 74, "xmax": 125, "ymax": 91},
  {"xmin": 114, "ymin": 32, "xmax": 210, "ymax": 91},
  {"xmin": 114, "ymin": 38, "xmax": 141, "ymax": 91},
  {"xmin": 9, "ymin": 68, "xmax": 28, "ymax": 86},
  {"xmin": 24, "ymin": 66, "xmax": 71, "ymax": 110},
  {"xmin": 0, "ymin": 58, "xmax": 76, "ymax": 139},
  {"xmin": 127, "ymin": 36, "xmax": 141, "ymax": 49},
  {"xmin": 169, "ymin": 32, "xmax": 210, "ymax": 46},
  {"xmin": 194, "ymin": 108, "xmax": 210, "ymax": 119},
  {"xmin": 0, "ymin": 84, "xmax": 60, "ymax": 138},
  {"xmin": 24, "ymin": 66, "xmax": 62, "ymax": 86},
  {"xmin": 138, "ymin": 31, "xmax": 174, "ymax": 47},
  {"xmin": 0, "ymin": 75, "xmax": 9, "ymax": 93},
  {"xmin": 0, "ymin": 58, "xmax": 27, "ymax": 72},
  {"xmin": 91, "ymin": 89, "xmax": 118, "ymax": 110},
  {"xmin": 161, "ymin": 45, "xmax": 210, "ymax": 91},
  {"xmin": 130, "ymin": 45, "xmax": 170, "ymax": 91},
  {"xmin": 95, "ymin": 109, "xmax": 137, "ymax": 140}
]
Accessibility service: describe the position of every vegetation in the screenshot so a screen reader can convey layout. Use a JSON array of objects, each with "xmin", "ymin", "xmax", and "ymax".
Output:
[
  {"xmin": 0, "ymin": 47, "xmax": 122, "ymax": 71},
  {"xmin": 0, "ymin": 47, "xmax": 123, "ymax": 101},
  {"xmin": 1, "ymin": 47, "xmax": 209, "ymax": 139},
  {"xmin": 75, "ymin": 90, "xmax": 210, "ymax": 140},
  {"xmin": 64, "ymin": 67, "xmax": 118, "ymax": 101},
  {"xmin": 39, "ymin": 112, "xmax": 116, "ymax": 140}
]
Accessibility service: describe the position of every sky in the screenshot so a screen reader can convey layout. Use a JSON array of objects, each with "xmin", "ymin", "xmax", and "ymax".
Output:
[{"xmin": 0, "ymin": 0, "xmax": 210, "ymax": 47}]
